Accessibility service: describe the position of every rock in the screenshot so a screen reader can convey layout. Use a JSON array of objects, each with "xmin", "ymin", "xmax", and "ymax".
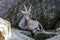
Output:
[
  {"xmin": 9, "ymin": 28, "xmax": 35, "ymax": 40},
  {"xmin": 34, "ymin": 32, "xmax": 56, "ymax": 40},
  {"xmin": 0, "ymin": 18, "xmax": 11, "ymax": 40},
  {"xmin": 0, "ymin": 31, "xmax": 5, "ymax": 40},
  {"xmin": 0, "ymin": 0, "xmax": 14, "ymax": 17},
  {"xmin": 19, "ymin": 30, "xmax": 32, "ymax": 37},
  {"xmin": 46, "ymin": 35, "xmax": 60, "ymax": 40}
]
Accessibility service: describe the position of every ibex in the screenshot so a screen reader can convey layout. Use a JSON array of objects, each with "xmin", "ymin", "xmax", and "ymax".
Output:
[
  {"xmin": 0, "ymin": 18, "xmax": 11, "ymax": 40},
  {"xmin": 19, "ymin": 4, "xmax": 44, "ymax": 33}
]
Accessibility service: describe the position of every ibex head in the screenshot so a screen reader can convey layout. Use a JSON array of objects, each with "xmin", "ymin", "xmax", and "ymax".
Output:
[{"xmin": 20, "ymin": 4, "xmax": 32, "ymax": 20}]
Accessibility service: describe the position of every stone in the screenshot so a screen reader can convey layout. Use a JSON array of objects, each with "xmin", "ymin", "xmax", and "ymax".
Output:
[
  {"xmin": 0, "ymin": 32, "xmax": 5, "ymax": 40},
  {"xmin": 34, "ymin": 31, "xmax": 57, "ymax": 40},
  {"xmin": 9, "ymin": 28, "xmax": 35, "ymax": 40},
  {"xmin": 46, "ymin": 35, "xmax": 60, "ymax": 40}
]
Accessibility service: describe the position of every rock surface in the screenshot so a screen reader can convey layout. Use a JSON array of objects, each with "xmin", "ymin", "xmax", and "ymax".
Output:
[
  {"xmin": 0, "ymin": 0, "xmax": 14, "ymax": 17},
  {"xmin": 9, "ymin": 28, "xmax": 35, "ymax": 40},
  {"xmin": 46, "ymin": 35, "xmax": 60, "ymax": 40}
]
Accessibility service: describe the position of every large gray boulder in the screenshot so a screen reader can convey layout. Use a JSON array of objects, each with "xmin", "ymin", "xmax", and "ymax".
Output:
[{"xmin": 9, "ymin": 29, "xmax": 35, "ymax": 40}]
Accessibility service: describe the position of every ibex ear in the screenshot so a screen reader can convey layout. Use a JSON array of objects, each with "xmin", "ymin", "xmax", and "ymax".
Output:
[{"xmin": 20, "ymin": 10, "xmax": 26, "ymax": 14}]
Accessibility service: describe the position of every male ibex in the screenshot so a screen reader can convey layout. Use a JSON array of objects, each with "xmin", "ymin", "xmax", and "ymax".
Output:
[
  {"xmin": 0, "ymin": 18, "xmax": 11, "ymax": 40},
  {"xmin": 19, "ymin": 4, "xmax": 44, "ymax": 33}
]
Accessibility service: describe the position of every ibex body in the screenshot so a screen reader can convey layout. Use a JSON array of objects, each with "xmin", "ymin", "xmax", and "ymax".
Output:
[
  {"xmin": 0, "ymin": 18, "xmax": 11, "ymax": 40},
  {"xmin": 19, "ymin": 4, "xmax": 44, "ymax": 33}
]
